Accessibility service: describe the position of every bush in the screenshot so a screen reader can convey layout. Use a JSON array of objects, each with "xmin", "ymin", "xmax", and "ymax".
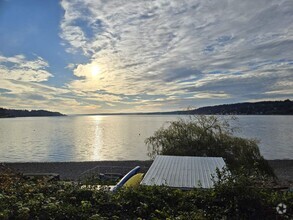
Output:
[
  {"xmin": 0, "ymin": 168, "xmax": 292, "ymax": 219},
  {"xmin": 145, "ymin": 115, "xmax": 275, "ymax": 176}
]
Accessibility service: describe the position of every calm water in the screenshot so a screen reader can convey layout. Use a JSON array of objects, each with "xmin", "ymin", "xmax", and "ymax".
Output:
[{"xmin": 0, "ymin": 115, "xmax": 292, "ymax": 162}]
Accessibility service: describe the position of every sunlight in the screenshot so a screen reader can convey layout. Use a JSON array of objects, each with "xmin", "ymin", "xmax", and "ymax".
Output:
[{"xmin": 91, "ymin": 65, "xmax": 101, "ymax": 77}]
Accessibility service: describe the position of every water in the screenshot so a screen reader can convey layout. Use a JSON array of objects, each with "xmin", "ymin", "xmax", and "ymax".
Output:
[{"xmin": 0, "ymin": 115, "xmax": 292, "ymax": 162}]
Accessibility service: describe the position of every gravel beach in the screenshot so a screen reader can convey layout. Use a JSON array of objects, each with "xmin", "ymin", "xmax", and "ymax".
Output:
[
  {"xmin": 3, "ymin": 160, "xmax": 153, "ymax": 180},
  {"xmin": 3, "ymin": 160, "xmax": 293, "ymax": 184}
]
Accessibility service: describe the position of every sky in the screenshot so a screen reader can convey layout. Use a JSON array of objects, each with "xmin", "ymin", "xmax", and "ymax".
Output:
[{"xmin": 0, "ymin": 0, "xmax": 292, "ymax": 114}]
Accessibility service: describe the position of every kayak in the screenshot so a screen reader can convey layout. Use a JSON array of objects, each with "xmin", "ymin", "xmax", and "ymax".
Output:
[
  {"xmin": 112, "ymin": 166, "xmax": 140, "ymax": 191},
  {"xmin": 123, "ymin": 173, "xmax": 144, "ymax": 188}
]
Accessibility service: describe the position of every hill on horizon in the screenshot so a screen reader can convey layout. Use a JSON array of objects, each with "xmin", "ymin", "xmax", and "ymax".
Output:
[
  {"xmin": 76, "ymin": 99, "xmax": 293, "ymax": 115},
  {"xmin": 168, "ymin": 99, "xmax": 293, "ymax": 115},
  {"xmin": 0, "ymin": 108, "xmax": 66, "ymax": 118}
]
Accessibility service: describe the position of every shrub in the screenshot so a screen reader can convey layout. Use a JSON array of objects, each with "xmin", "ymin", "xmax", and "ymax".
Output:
[
  {"xmin": 1, "ymin": 142, "xmax": 290, "ymax": 220},
  {"xmin": 0, "ymin": 169, "xmax": 292, "ymax": 219},
  {"xmin": 145, "ymin": 115, "xmax": 275, "ymax": 176}
]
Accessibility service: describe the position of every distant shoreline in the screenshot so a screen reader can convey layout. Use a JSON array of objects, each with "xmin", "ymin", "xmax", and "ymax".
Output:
[
  {"xmin": 3, "ymin": 160, "xmax": 293, "ymax": 183},
  {"xmin": 0, "ymin": 115, "xmax": 66, "ymax": 119},
  {"xmin": 2, "ymin": 100, "xmax": 292, "ymax": 117},
  {"xmin": 0, "ymin": 115, "xmax": 67, "ymax": 119},
  {"xmin": 2, "ymin": 114, "xmax": 293, "ymax": 118},
  {"xmin": 72, "ymin": 100, "xmax": 293, "ymax": 115},
  {"xmin": 0, "ymin": 107, "xmax": 66, "ymax": 118},
  {"xmin": 70, "ymin": 113, "xmax": 293, "ymax": 116},
  {"xmin": 75, "ymin": 100, "xmax": 293, "ymax": 115}
]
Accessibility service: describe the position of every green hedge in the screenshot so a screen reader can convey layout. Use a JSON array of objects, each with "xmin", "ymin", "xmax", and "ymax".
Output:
[{"xmin": 0, "ymin": 170, "xmax": 292, "ymax": 219}]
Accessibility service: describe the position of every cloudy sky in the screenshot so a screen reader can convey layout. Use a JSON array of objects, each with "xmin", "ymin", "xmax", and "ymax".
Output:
[{"xmin": 0, "ymin": 0, "xmax": 292, "ymax": 114}]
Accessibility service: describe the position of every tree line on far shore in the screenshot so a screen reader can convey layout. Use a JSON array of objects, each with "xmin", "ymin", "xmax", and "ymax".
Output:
[
  {"xmin": 0, "ymin": 108, "xmax": 65, "ymax": 118},
  {"xmin": 190, "ymin": 99, "xmax": 293, "ymax": 115},
  {"xmin": 153, "ymin": 99, "xmax": 293, "ymax": 115}
]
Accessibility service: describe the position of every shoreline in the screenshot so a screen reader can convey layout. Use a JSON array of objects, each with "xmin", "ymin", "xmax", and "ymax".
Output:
[
  {"xmin": 3, "ymin": 160, "xmax": 154, "ymax": 181},
  {"xmin": 3, "ymin": 160, "xmax": 293, "ymax": 183}
]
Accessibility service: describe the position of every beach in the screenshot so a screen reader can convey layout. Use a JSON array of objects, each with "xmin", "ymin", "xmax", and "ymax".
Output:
[
  {"xmin": 3, "ymin": 160, "xmax": 153, "ymax": 181},
  {"xmin": 3, "ymin": 160, "xmax": 293, "ymax": 184}
]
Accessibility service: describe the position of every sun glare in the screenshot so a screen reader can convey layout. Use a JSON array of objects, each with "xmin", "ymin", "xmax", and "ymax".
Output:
[{"xmin": 91, "ymin": 65, "xmax": 101, "ymax": 77}]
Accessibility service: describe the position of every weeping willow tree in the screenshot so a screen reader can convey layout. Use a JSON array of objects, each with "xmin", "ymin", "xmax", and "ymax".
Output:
[{"xmin": 145, "ymin": 115, "xmax": 275, "ymax": 177}]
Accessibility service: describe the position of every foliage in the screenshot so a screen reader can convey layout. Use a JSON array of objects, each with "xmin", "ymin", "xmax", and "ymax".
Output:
[
  {"xmin": 0, "ymin": 107, "xmax": 65, "ymax": 118},
  {"xmin": 210, "ymin": 168, "xmax": 292, "ymax": 219},
  {"xmin": 188, "ymin": 99, "xmax": 293, "ymax": 115},
  {"xmin": 0, "ymin": 167, "xmax": 292, "ymax": 219},
  {"xmin": 145, "ymin": 115, "xmax": 275, "ymax": 176}
]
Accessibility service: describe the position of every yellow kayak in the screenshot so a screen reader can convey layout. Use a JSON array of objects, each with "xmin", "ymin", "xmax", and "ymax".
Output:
[{"xmin": 123, "ymin": 173, "xmax": 144, "ymax": 188}]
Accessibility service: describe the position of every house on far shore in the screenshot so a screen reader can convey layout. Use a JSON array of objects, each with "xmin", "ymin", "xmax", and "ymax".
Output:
[{"xmin": 140, "ymin": 155, "xmax": 227, "ymax": 189}]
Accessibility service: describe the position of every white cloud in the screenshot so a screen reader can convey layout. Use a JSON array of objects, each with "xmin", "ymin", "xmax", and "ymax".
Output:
[
  {"xmin": 193, "ymin": 92, "xmax": 230, "ymax": 99},
  {"xmin": 0, "ymin": 54, "xmax": 52, "ymax": 82},
  {"xmin": 0, "ymin": 54, "xmax": 129, "ymax": 113},
  {"xmin": 59, "ymin": 0, "xmax": 293, "ymax": 107},
  {"xmin": 1, "ymin": 0, "xmax": 288, "ymax": 113},
  {"xmin": 0, "ymin": 79, "xmax": 106, "ymax": 114},
  {"xmin": 66, "ymin": 63, "xmax": 76, "ymax": 70}
]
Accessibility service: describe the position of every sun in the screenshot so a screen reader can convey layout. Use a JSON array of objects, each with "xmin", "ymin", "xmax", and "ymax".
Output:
[{"xmin": 91, "ymin": 65, "xmax": 101, "ymax": 77}]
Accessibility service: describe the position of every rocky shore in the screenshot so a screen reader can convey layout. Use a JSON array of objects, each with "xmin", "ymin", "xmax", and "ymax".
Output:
[{"xmin": 3, "ymin": 160, "xmax": 293, "ymax": 184}]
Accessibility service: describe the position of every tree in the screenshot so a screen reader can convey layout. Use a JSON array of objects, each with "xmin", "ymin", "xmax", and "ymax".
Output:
[{"xmin": 145, "ymin": 115, "xmax": 275, "ymax": 177}]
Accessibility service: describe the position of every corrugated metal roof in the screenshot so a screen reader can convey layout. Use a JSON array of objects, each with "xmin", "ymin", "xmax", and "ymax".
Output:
[{"xmin": 141, "ymin": 155, "xmax": 226, "ymax": 189}]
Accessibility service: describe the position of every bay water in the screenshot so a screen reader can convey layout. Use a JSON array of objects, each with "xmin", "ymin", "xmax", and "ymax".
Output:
[{"xmin": 0, "ymin": 115, "xmax": 292, "ymax": 162}]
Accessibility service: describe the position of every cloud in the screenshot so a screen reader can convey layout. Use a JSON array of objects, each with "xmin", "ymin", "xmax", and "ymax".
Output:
[
  {"xmin": 4, "ymin": 0, "xmax": 292, "ymax": 113},
  {"xmin": 0, "ymin": 54, "xmax": 52, "ymax": 82},
  {"xmin": 58, "ymin": 0, "xmax": 293, "ymax": 110},
  {"xmin": 0, "ymin": 78, "xmax": 105, "ymax": 114},
  {"xmin": 0, "ymin": 54, "xmax": 94, "ymax": 113}
]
